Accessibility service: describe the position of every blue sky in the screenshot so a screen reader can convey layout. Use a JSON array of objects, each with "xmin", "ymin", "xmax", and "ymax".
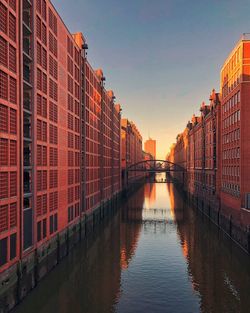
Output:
[{"xmin": 53, "ymin": 0, "xmax": 250, "ymax": 159}]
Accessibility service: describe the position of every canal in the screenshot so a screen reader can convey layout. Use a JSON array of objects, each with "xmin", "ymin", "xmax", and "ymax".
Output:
[{"xmin": 14, "ymin": 175, "xmax": 250, "ymax": 313}]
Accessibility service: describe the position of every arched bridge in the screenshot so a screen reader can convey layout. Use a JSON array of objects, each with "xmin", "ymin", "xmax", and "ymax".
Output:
[
  {"xmin": 123, "ymin": 160, "xmax": 186, "ymax": 187},
  {"xmin": 126, "ymin": 160, "xmax": 186, "ymax": 173}
]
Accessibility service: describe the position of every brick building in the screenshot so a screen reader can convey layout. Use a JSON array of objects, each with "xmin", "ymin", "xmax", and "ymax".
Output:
[
  {"xmin": 220, "ymin": 34, "xmax": 250, "ymax": 213},
  {"xmin": 166, "ymin": 36, "xmax": 250, "ymax": 248},
  {"xmin": 0, "ymin": 0, "xmax": 122, "ymax": 275},
  {"xmin": 0, "ymin": 0, "xmax": 20, "ymax": 272},
  {"xmin": 185, "ymin": 91, "xmax": 221, "ymax": 200},
  {"xmin": 121, "ymin": 119, "xmax": 143, "ymax": 185},
  {"xmin": 144, "ymin": 137, "xmax": 156, "ymax": 159},
  {"xmin": 167, "ymin": 89, "xmax": 221, "ymax": 203},
  {"xmin": 167, "ymin": 128, "xmax": 189, "ymax": 184}
]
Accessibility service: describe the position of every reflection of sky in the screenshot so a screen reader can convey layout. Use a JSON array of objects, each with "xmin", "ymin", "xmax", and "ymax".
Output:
[
  {"xmin": 143, "ymin": 183, "xmax": 171, "ymax": 209},
  {"xmin": 116, "ymin": 182, "xmax": 200, "ymax": 313},
  {"xmin": 143, "ymin": 174, "xmax": 175, "ymax": 222},
  {"xmin": 117, "ymin": 227, "xmax": 201, "ymax": 313}
]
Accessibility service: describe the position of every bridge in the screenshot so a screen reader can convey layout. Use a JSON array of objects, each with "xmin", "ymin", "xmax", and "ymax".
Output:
[
  {"xmin": 123, "ymin": 160, "xmax": 186, "ymax": 186},
  {"xmin": 126, "ymin": 159, "xmax": 185, "ymax": 173}
]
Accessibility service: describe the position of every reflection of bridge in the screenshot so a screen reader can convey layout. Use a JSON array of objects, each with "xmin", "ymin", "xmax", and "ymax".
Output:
[
  {"xmin": 142, "ymin": 208, "xmax": 174, "ymax": 223},
  {"xmin": 124, "ymin": 160, "xmax": 186, "ymax": 186}
]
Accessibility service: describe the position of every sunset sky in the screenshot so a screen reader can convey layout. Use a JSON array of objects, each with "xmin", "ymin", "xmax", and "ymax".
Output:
[{"xmin": 53, "ymin": 0, "xmax": 250, "ymax": 159}]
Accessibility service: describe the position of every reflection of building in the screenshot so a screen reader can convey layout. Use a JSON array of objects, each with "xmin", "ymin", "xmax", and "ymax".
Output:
[
  {"xmin": 144, "ymin": 138, "xmax": 156, "ymax": 159},
  {"xmin": 144, "ymin": 183, "xmax": 156, "ymax": 206},
  {"xmin": 120, "ymin": 186, "xmax": 144, "ymax": 269},
  {"xmin": 167, "ymin": 183, "xmax": 184, "ymax": 222},
  {"xmin": 142, "ymin": 208, "xmax": 169, "ymax": 221},
  {"xmin": 175, "ymin": 201, "xmax": 250, "ymax": 313},
  {"xmin": 143, "ymin": 183, "xmax": 177, "ymax": 222}
]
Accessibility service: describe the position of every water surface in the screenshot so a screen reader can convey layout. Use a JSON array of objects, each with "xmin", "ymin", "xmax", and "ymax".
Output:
[{"xmin": 14, "ymin": 177, "xmax": 250, "ymax": 313}]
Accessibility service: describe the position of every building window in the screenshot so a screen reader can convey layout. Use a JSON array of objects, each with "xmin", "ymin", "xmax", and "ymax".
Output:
[
  {"xmin": 0, "ymin": 237, "xmax": 7, "ymax": 266},
  {"xmin": 37, "ymin": 221, "xmax": 42, "ymax": 242},
  {"xmin": 10, "ymin": 202, "xmax": 17, "ymax": 228},
  {"xmin": 0, "ymin": 204, "xmax": 8, "ymax": 233},
  {"xmin": 43, "ymin": 218, "xmax": 47, "ymax": 239},
  {"xmin": 0, "ymin": 70, "xmax": 8, "ymax": 100},
  {"xmin": 0, "ymin": 3, "xmax": 7, "ymax": 34},
  {"xmin": 10, "ymin": 233, "xmax": 16, "ymax": 260},
  {"xmin": 49, "ymin": 213, "xmax": 57, "ymax": 235},
  {"xmin": 67, "ymin": 206, "xmax": 74, "ymax": 222},
  {"xmin": 23, "ymin": 208, "xmax": 33, "ymax": 250},
  {"xmin": 0, "ymin": 172, "xmax": 8, "ymax": 199},
  {"xmin": 10, "ymin": 171, "xmax": 17, "ymax": 197},
  {"xmin": 0, "ymin": 36, "xmax": 7, "ymax": 67},
  {"xmin": 8, "ymin": 13, "xmax": 16, "ymax": 42},
  {"xmin": 0, "ymin": 138, "xmax": 8, "ymax": 166},
  {"xmin": 10, "ymin": 108, "xmax": 17, "ymax": 133},
  {"xmin": 9, "ymin": 45, "xmax": 16, "ymax": 73}
]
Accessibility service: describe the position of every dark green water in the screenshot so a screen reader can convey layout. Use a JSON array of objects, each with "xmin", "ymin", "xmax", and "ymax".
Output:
[{"xmin": 14, "ymin": 179, "xmax": 250, "ymax": 313}]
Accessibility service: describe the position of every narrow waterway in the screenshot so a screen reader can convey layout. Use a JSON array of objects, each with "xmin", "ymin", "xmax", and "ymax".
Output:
[{"xmin": 14, "ymin": 175, "xmax": 250, "ymax": 313}]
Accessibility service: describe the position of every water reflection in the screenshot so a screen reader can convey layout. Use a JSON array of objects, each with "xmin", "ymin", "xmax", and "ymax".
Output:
[
  {"xmin": 14, "ymin": 179, "xmax": 250, "ymax": 313},
  {"xmin": 144, "ymin": 183, "xmax": 156, "ymax": 206},
  {"xmin": 14, "ymin": 214, "xmax": 122, "ymax": 313},
  {"xmin": 120, "ymin": 186, "xmax": 144, "ymax": 270},
  {"xmin": 143, "ymin": 175, "xmax": 175, "ymax": 222},
  {"xmin": 168, "ymin": 184, "xmax": 250, "ymax": 313}
]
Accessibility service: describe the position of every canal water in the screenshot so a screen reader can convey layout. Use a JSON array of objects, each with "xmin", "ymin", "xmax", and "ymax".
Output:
[{"xmin": 14, "ymin": 175, "xmax": 250, "ymax": 313}]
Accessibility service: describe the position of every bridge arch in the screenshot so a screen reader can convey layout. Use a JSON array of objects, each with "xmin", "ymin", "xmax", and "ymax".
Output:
[{"xmin": 126, "ymin": 159, "xmax": 186, "ymax": 173}]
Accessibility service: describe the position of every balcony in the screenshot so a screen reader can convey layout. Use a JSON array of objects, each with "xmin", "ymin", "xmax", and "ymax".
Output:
[
  {"xmin": 24, "ymin": 99, "xmax": 31, "ymax": 111},
  {"xmin": 23, "ymin": 10, "xmax": 32, "ymax": 36},
  {"xmin": 23, "ymin": 64, "xmax": 31, "ymax": 83},
  {"xmin": 23, "ymin": 64, "xmax": 32, "ymax": 89},
  {"xmin": 24, "ymin": 170, "xmax": 31, "ymax": 194},
  {"xmin": 23, "ymin": 91, "xmax": 31, "ymax": 111},
  {"xmin": 23, "ymin": 0, "xmax": 32, "ymax": 10},
  {"xmin": 23, "ymin": 112, "xmax": 32, "ymax": 140},
  {"xmin": 24, "ymin": 142, "xmax": 31, "ymax": 167},
  {"xmin": 23, "ymin": 197, "xmax": 32, "ymax": 210},
  {"xmin": 23, "ymin": 37, "xmax": 32, "ymax": 63}
]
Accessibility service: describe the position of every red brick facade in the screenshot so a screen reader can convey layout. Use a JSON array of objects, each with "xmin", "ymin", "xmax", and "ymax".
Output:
[
  {"xmin": 168, "ymin": 35, "xmax": 250, "ymax": 228},
  {"xmin": 0, "ymin": 0, "xmax": 124, "ymax": 273},
  {"xmin": 0, "ymin": 0, "xmax": 20, "ymax": 272},
  {"xmin": 121, "ymin": 119, "xmax": 143, "ymax": 184},
  {"xmin": 167, "ymin": 89, "xmax": 221, "ymax": 205}
]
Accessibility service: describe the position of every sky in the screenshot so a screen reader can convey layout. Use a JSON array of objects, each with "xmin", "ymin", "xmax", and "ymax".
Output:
[{"xmin": 53, "ymin": 0, "xmax": 250, "ymax": 159}]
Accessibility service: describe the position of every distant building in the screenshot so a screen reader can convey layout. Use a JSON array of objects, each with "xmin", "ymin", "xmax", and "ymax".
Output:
[
  {"xmin": 167, "ymin": 89, "xmax": 221, "ymax": 200},
  {"xmin": 144, "ymin": 138, "xmax": 156, "ymax": 159},
  {"xmin": 121, "ymin": 119, "xmax": 143, "ymax": 184}
]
